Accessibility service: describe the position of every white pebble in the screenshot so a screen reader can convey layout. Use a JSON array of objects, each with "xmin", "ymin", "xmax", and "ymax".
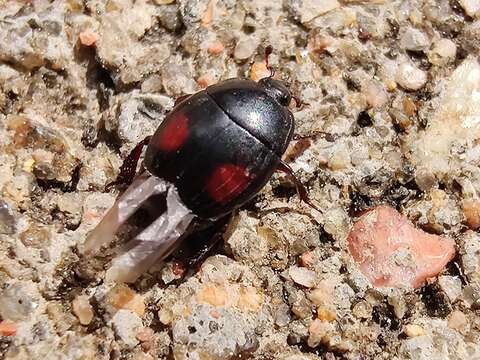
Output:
[
  {"xmin": 289, "ymin": 266, "xmax": 317, "ymax": 288},
  {"xmin": 395, "ymin": 62, "xmax": 427, "ymax": 90},
  {"xmin": 400, "ymin": 28, "xmax": 430, "ymax": 52},
  {"xmin": 459, "ymin": 0, "xmax": 480, "ymax": 17}
]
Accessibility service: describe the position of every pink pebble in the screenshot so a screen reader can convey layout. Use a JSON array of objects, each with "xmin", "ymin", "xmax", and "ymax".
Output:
[
  {"xmin": 347, "ymin": 206, "xmax": 456, "ymax": 288},
  {"xmin": 79, "ymin": 30, "xmax": 98, "ymax": 47}
]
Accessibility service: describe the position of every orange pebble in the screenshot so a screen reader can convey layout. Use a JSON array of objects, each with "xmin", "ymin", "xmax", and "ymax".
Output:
[
  {"xmin": 250, "ymin": 62, "xmax": 270, "ymax": 81},
  {"xmin": 207, "ymin": 41, "xmax": 224, "ymax": 55},
  {"xmin": 79, "ymin": 30, "xmax": 98, "ymax": 47},
  {"xmin": 0, "ymin": 320, "xmax": 17, "ymax": 337},
  {"xmin": 197, "ymin": 74, "xmax": 215, "ymax": 88}
]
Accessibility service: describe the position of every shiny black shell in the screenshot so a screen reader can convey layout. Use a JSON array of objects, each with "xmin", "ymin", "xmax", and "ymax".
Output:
[{"xmin": 144, "ymin": 79, "xmax": 294, "ymax": 219}]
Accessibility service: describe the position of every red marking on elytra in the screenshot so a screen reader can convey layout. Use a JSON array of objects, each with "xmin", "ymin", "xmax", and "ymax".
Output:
[
  {"xmin": 206, "ymin": 164, "xmax": 252, "ymax": 204},
  {"xmin": 157, "ymin": 113, "xmax": 189, "ymax": 151}
]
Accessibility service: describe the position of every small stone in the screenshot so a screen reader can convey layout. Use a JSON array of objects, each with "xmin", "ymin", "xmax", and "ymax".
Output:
[
  {"xmin": 158, "ymin": 308, "xmax": 173, "ymax": 325},
  {"xmin": 308, "ymin": 319, "xmax": 335, "ymax": 347},
  {"xmin": 347, "ymin": 206, "xmax": 456, "ymax": 288},
  {"xmin": 308, "ymin": 279, "xmax": 336, "ymax": 306},
  {"xmin": 0, "ymin": 200, "xmax": 15, "ymax": 235},
  {"xmin": 365, "ymin": 81, "xmax": 388, "ymax": 108},
  {"xmin": 460, "ymin": 231, "xmax": 480, "ymax": 283},
  {"xmin": 20, "ymin": 226, "xmax": 51, "ymax": 248},
  {"xmin": 294, "ymin": 0, "xmax": 340, "ymax": 24},
  {"xmin": 207, "ymin": 40, "xmax": 224, "ymax": 55},
  {"xmin": 237, "ymin": 286, "xmax": 263, "ymax": 312},
  {"xmin": 317, "ymin": 306, "xmax": 336, "ymax": 322},
  {"xmin": 136, "ymin": 326, "xmax": 154, "ymax": 344},
  {"xmin": 299, "ymin": 251, "xmax": 315, "ymax": 268},
  {"xmin": 112, "ymin": 310, "xmax": 143, "ymax": 348},
  {"xmin": 463, "ymin": 199, "xmax": 480, "ymax": 230},
  {"xmin": 395, "ymin": 62, "xmax": 427, "ymax": 90},
  {"xmin": 447, "ymin": 310, "xmax": 468, "ymax": 331},
  {"xmin": 388, "ymin": 293, "xmax": 407, "ymax": 319},
  {"xmin": 429, "ymin": 39, "xmax": 457, "ymax": 65},
  {"xmin": 197, "ymin": 73, "xmax": 215, "ymax": 88},
  {"xmin": 250, "ymin": 62, "xmax": 271, "ymax": 81},
  {"xmin": 352, "ymin": 300, "xmax": 372, "ymax": 319},
  {"xmin": 79, "ymin": 29, "xmax": 98, "ymax": 46},
  {"xmin": 136, "ymin": 326, "xmax": 154, "ymax": 341},
  {"xmin": 197, "ymin": 282, "xmax": 228, "ymax": 307},
  {"xmin": 72, "ymin": 295, "xmax": 94, "ymax": 326},
  {"xmin": 141, "ymin": 74, "xmax": 163, "ymax": 93},
  {"xmin": 289, "ymin": 266, "xmax": 317, "ymax": 288},
  {"xmin": 0, "ymin": 320, "xmax": 16, "ymax": 337},
  {"xmin": 234, "ymin": 38, "xmax": 258, "ymax": 60},
  {"xmin": 438, "ymin": 276, "xmax": 462, "ymax": 302},
  {"xmin": 404, "ymin": 324, "xmax": 424, "ymax": 337},
  {"xmin": 403, "ymin": 97, "xmax": 417, "ymax": 117},
  {"xmin": 459, "ymin": 0, "xmax": 480, "ymax": 17},
  {"xmin": 400, "ymin": 28, "xmax": 430, "ymax": 52},
  {"xmin": 328, "ymin": 148, "xmax": 351, "ymax": 171},
  {"xmin": 107, "ymin": 284, "xmax": 145, "ymax": 317},
  {"xmin": 0, "ymin": 283, "xmax": 37, "ymax": 321}
]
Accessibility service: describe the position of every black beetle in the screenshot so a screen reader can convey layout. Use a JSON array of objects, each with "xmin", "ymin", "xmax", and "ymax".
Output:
[
  {"xmin": 83, "ymin": 55, "xmax": 319, "ymax": 282},
  {"xmin": 143, "ymin": 77, "xmax": 295, "ymax": 219}
]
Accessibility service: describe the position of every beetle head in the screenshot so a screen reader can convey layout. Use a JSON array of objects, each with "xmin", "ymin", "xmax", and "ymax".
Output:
[{"xmin": 259, "ymin": 78, "xmax": 292, "ymax": 107}]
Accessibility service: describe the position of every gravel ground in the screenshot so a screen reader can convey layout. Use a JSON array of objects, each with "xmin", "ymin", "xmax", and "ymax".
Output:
[{"xmin": 1, "ymin": 0, "xmax": 480, "ymax": 359}]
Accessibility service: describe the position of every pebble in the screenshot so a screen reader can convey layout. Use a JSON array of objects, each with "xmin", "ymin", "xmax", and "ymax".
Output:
[
  {"xmin": 429, "ymin": 39, "xmax": 457, "ymax": 65},
  {"xmin": 207, "ymin": 40, "xmax": 224, "ymax": 55},
  {"xmin": 364, "ymin": 81, "xmax": 388, "ymax": 108},
  {"xmin": 352, "ymin": 300, "xmax": 372, "ymax": 319},
  {"xmin": 250, "ymin": 62, "xmax": 271, "ymax": 81},
  {"xmin": 308, "ymin": 279, "xmax": 336, "ymax": 306},
  {"xmin": 107, "ymin": 284, "xmax": 145, "ymax": 317},
  {"xmin": 197, "ymin": 282, "xmax": 228, "ymax": 307},
  {"xmin": 447, "ymin": 310, "xmax": 468, "ymax": 332},
  {"xmin": 459, "ymin": 0, "xmax": 480, "ymax": 17},
  {"xmin": 79, "ymin": 30, "xmax": 98, "ymax": 47},
  {"xmin": 112, "ymin": 310, "xmax": 143, "ymax": 348},
  {"xmin": 400, "ymin": 28, "xmax": 430, "ymax": 52},
  {"xmin": 72, "ymin": 295, "xmax": 94, "ymax": 325},
  {"xmin": 0, "ymin": 283, "xmax": 37, "ymax": 321},
  {"xmin": 438, "ymin": 276, "xmax": 462, "ymax": 302},
  {"xmin": 347, "ymin": 206, "xmax": 456, "ymax": 288},
  {"xmin": 395, "ymin": 62, "xmax": 427, "ymax": 90},
  {"xmin": 404, "ymin": 324, "xmax": 425, "ymax": 337},
  {"xmin": 299, "ymin": 251, "xmax": 315, "ymax": 268},
  {"xmin": 460, "ymin": 231, "xmax": 480, "ymax": 283},
  {"xmin": 463, "ymin": 199, "xmax": 480, "ymax": 230},
  {"xmin": 0, "ymin": 199, "xmax": 15, "ymax": 235},
  {"xmin": 294, "ymin": 0, "xmax": 340, "ymax": 24},
  {"xmin": 289, "ymin": 266, "xmax": 317, "ymax": 288},
  {"xmin": 412, "ymin": 57, "xmax": 480, "ymax": 187},
  {"xmin": 0, "ymin": 320, "xmax": 16, "ymax": 337},
  {"xmin": 237, "ymin": 286, "xmax": 263, "ymax": 312},
  {"xmin": 317, "ymin": 306, "xmax": 336, "ymax": 322},
  {"xmin": 307, "ymin": 319, "xmax": 335, "ymax": 347},
  {"xmin": 234, "ymin": 38, "xmax": 258, "ymax": 60}
]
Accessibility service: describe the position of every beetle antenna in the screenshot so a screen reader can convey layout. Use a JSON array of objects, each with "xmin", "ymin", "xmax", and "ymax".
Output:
[{"xmin": 265, "ymin": 45, "xmax": 275, "ymax": 77}]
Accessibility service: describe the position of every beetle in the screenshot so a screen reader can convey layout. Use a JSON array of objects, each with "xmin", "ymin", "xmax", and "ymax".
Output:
[{"xmin": 83, "ymin": 51, "xmax": 319, "ymax": 282}]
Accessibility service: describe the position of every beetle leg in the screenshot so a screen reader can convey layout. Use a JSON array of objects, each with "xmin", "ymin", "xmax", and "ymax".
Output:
[
  {"xmin": 105, "ymin": 136, "xmax": 152, "ymax": 191},
  {"xmin": 277, "ymin": 161, "xmax": 322, "ymax": 213}
]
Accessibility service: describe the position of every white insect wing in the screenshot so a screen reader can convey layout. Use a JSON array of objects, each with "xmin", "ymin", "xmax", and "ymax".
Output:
[{"xmin": 82, "ymin": 173, "xmax": 195, "ymax": 283}]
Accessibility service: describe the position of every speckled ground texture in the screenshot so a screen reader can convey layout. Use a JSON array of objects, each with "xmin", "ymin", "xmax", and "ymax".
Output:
[{"xmin": 1, "ymin": 0, "xmax": 480, "ymax": 359}]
